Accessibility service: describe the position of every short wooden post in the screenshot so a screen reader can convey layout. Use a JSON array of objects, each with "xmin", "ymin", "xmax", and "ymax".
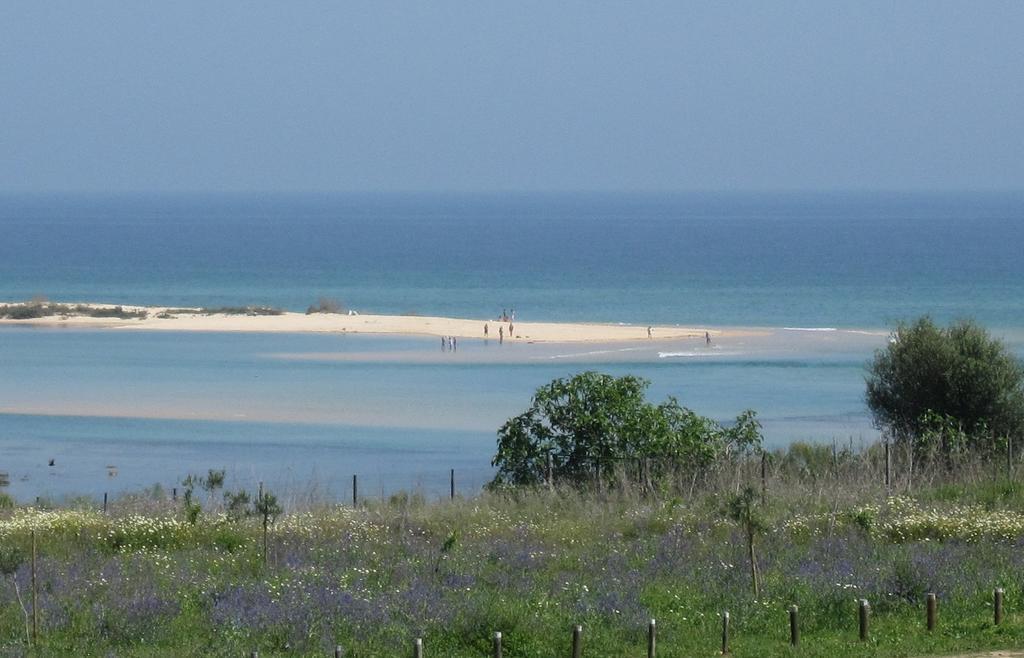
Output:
[
  {"xmin": 352, "ymin": 474, "xmax": 358, "ymax": 507},
  {"xmin": 647, "ymin": 618, "xmax": 656, "ymax": 658},
  {"xmin": 884, "ymin": 440, "xmax": 891, "ymax": 492},
  {"xmin": 571, "ymin": 624, "xmax": 582, "ymax": 658},
  {"xmin": 789, "ymin": 604, "xmax": 799, "ymax": 646},
  {"xmin": 760, "ymin": 452, "xmax": 767, "ymax": 504},
  {"xmin": 995, "ymin": 587, "xmax": 1004, "ymax": 625},
  {"xmin": 413, "ymin": 637, "xmax": 423, "ymax": 658},
  {"xmin": 926, "ymin": 592, "xmax": 937, "ymax": 631},
  {"xmin": 493, "ymin": 631, "xmax": 502, "ymax": 658},
  {"xmin": 335, "ymin": 645, "xmax": 344, "ymax": 658},
  {"xmin": 103, "ymin": 492, "xmax": 108, "ymax": 513},
  {"xmin": 172, "ymin": 486, "xmax": 177, "ymax": 501},
  {"xmin": 721, "ymin": 611, "xmax": 729, "ymax": 654},
  {"xmin": 31, "ymin": 530, "xmax": 38, "ymax": 643},
  {"xmin": 450, "ymin": 469, "xmax": 455, "ymax": 500},
  {"xmin": 859, "ymin": 599, "xmax": 870, "ymax": 641}
]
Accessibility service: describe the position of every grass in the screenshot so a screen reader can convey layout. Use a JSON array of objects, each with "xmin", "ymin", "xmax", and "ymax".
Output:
[
  {"xmin": 2, "ymin": 450, "xmax": 1024, "ymax": 656},
  {"xmin": 0, "ymin": 302, "xmax": 148, "ymax": 320},
  {"xmin": 0, "ymin": 301, "xmax": 286, "ymax": 321}
]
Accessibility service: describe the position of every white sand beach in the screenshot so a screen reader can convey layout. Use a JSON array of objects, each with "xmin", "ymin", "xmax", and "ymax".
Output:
[{"xmin": 0, "ymin": 302, "xmax": 749, "ymax": 343}]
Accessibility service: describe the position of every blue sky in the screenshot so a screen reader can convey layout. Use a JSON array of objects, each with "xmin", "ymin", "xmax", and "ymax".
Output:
[{"xmin": 1, "ymin": 2, "xmax": 1021, "ymax": 193}]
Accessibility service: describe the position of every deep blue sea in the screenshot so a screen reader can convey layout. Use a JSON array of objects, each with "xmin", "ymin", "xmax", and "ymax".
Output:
[{"xmin": 1, "ymin": 192, "xmax": 1022, "ymax": 501}]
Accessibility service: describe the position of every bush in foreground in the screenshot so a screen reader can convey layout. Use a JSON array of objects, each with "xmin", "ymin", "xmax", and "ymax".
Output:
[
  {"xmin": 866, "ymin": 317, "xmax": 1024, "ymax": 460},
  {"xmin": 491, "ymin": 372, "xmax": 762, "ymax": 487}
]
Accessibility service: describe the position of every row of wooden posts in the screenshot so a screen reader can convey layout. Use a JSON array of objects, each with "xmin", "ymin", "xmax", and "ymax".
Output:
[
  {"xmin": 83, "ymin": 469, "xmax": 463, "ymax": 514},
  {"xmin": 245, "ymin": 589, "xmax": 1011, "ymax": 657},
  {"xmin": 86, "ymin": 436, "xmax": 1014, "ymax": 514}
]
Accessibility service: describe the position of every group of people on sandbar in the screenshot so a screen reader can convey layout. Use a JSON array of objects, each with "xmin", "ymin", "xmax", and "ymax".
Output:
[
  {"xmin": 483, "ymin": 321, "xmax": 512, "ymax": 344},
  {"xmin": 441, "ymin": 335, "xmax": 457, "ymax": 351},
  {"xmin": 483, "ymin": 307, "xmax": 516, "ymax": 344}
]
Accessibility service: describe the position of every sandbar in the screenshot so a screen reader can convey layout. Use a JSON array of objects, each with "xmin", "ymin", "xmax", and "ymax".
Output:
[{"xmin": 0, "ymin": 302, "xmax": 748, "ymax": 343}]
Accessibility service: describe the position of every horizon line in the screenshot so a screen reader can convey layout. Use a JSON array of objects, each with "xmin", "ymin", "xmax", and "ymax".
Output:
[{"xmin": 2, "ymin": 187, "xmax": 1023, "ymax": 198}]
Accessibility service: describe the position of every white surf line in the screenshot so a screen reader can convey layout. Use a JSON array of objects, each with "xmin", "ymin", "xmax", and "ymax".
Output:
[
  {"xmin": 783, "ymin": 326, "xmax": 889, "ymax": 336},
  {"xmin": 658, "ymin": 350, "xmax": 740, "ymax": 358},
  {"xmin": 532, "ymin": 346, "xmax": 650, "ymax": 360}
]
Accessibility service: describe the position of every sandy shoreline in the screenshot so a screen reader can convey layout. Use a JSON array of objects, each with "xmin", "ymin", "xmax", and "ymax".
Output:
[{"xmin": 0, "ymin": 302, "xmax": 750, "ymax": 343}]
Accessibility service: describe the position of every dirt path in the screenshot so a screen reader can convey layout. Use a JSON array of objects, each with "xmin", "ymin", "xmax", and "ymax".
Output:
[{"xmin": 933, "ymin": 653, "xmax": 1024, "ymax": 658}]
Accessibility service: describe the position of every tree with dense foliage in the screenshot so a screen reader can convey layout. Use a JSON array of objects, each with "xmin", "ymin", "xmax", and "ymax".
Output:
[
  {"xmin": 866, "ymin": 317, "xmax": 1024, "ymax": 457},
  {"xmin": 491, "ymin": 371, "xmax": 761, "ymax": 486}
]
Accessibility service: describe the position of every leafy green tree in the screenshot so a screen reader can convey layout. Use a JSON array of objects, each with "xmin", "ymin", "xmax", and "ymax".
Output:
[
  {"xmin": 866, "ymin": 317, "xmax": 1024, "ymax": 456},
  {"xmin": 491, "ymin": 371, "xmax": 758, "ymax": 486}
]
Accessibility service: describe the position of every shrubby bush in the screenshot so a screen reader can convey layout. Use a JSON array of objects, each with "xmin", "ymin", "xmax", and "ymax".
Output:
[
  {"xmin": 491, "ymin": 371, "xmax": 761, "ymax": 487},
  {"xmin": 305, "ymin": 297, "xmax": 345, "ymax": 314},
  {"xmin": 866, "ymin": 317, "xmax": 1024, "ymax": 459}
]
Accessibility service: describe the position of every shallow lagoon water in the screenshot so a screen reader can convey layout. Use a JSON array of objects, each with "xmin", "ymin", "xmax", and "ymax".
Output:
[{"xmin": 1, "ymin": 327, "xmax": 887, "ymax": 500}]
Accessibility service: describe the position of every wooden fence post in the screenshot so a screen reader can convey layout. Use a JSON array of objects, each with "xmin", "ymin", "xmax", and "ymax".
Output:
[
  {"xmin": 413, "ymin": 637, "xmax": 423, "ymax": 658},
  {"xmin": 760, "ymin": 452, "xmax": 767, "ymax": 504},
  {"xmin": 859, "ymin": 599, "xmax": 870, "ymax": 641},
  {"xmin": 789, "ymin": 604, "xmax": 799, "ymax": 646},
  {"xmin": 103, "ymin": 492, "xmax": 108, "ymax": 513},
  {"xmin": 721, "ymin": 611, "xmax": 729, "ymax": 655},
  {"xmin": 884, "ymin": 440, "xmax": 891, "ymax": 493},
  {"xmin": 926, "ymin": 592, "xmax": 937, "ymax": 631},
  {"xmin": 31, "ymin": 530, "xmax": 38, "ymax": 644},
  {"xmin": 352, "ymin": 474, "xmax": 358, "ymax": 507},
  {"xmin": 493, "ymin": 631, "xmax": 502, "ymax": 658},
  {"xmin": 995, "ymin": 588, "xmax": 1004, "ymax": 625},
  {"xmin": 647, "ymin": 618, "xmax": 656, "ymax": 658},
  {"xmin": 571, "ymin": 624, "xmax": 582, "ymax": 658},
  {"xmin": 450, "ymin": 469, "xmax": 455, "ymax": 500},
  {"xmin": 335, "ymin": 645, "xmax": 344, "ymax": 657}
]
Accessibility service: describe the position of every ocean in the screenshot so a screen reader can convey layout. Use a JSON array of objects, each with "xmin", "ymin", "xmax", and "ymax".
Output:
[{"xmin": 1, "ymin": 192, "xmax": 1022, "ymax": 501}]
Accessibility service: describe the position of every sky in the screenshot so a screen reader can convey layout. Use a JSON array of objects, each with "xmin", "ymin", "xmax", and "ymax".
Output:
[{"xmin": 1, "ymin": 2, "xmax": 1022, "ymax": 194}]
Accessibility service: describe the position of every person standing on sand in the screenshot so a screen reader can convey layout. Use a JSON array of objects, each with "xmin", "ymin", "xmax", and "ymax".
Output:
[
  {"xmin": 499, "ymin": 326, "xmax": 504, "ymax": 343},
  {"xmin": 705, "ymin": 331, "xmax": 712, "ymax": 346},
  {"xmin": 509, "ymin": 323, "xmax": 514, "ymax": 338},
  {"xmin": 647, "ymin": 326, "xmax": 652, "ymax": 339},
  {"xmin": 484, "ymin": 323, "xmax": 489, "ymax": 337}
]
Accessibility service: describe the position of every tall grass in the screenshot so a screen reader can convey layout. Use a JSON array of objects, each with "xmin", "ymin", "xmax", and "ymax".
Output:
[{"xmin": 1, "ymin": 444, "xmax": 1024, "ymax": 656}]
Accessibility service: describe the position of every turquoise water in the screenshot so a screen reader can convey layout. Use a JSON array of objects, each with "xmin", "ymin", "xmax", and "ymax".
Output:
[
  {"xmin": 2, "ymin": 192, "xmax": 1023, "ymax": 327},
  {"xmin": 1, "ymin": 193, "xmax": 1022, "ymax": 500},
  {"xmin": 0, "ymin": 328, "xmax": 880, "ymax": 500}
]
